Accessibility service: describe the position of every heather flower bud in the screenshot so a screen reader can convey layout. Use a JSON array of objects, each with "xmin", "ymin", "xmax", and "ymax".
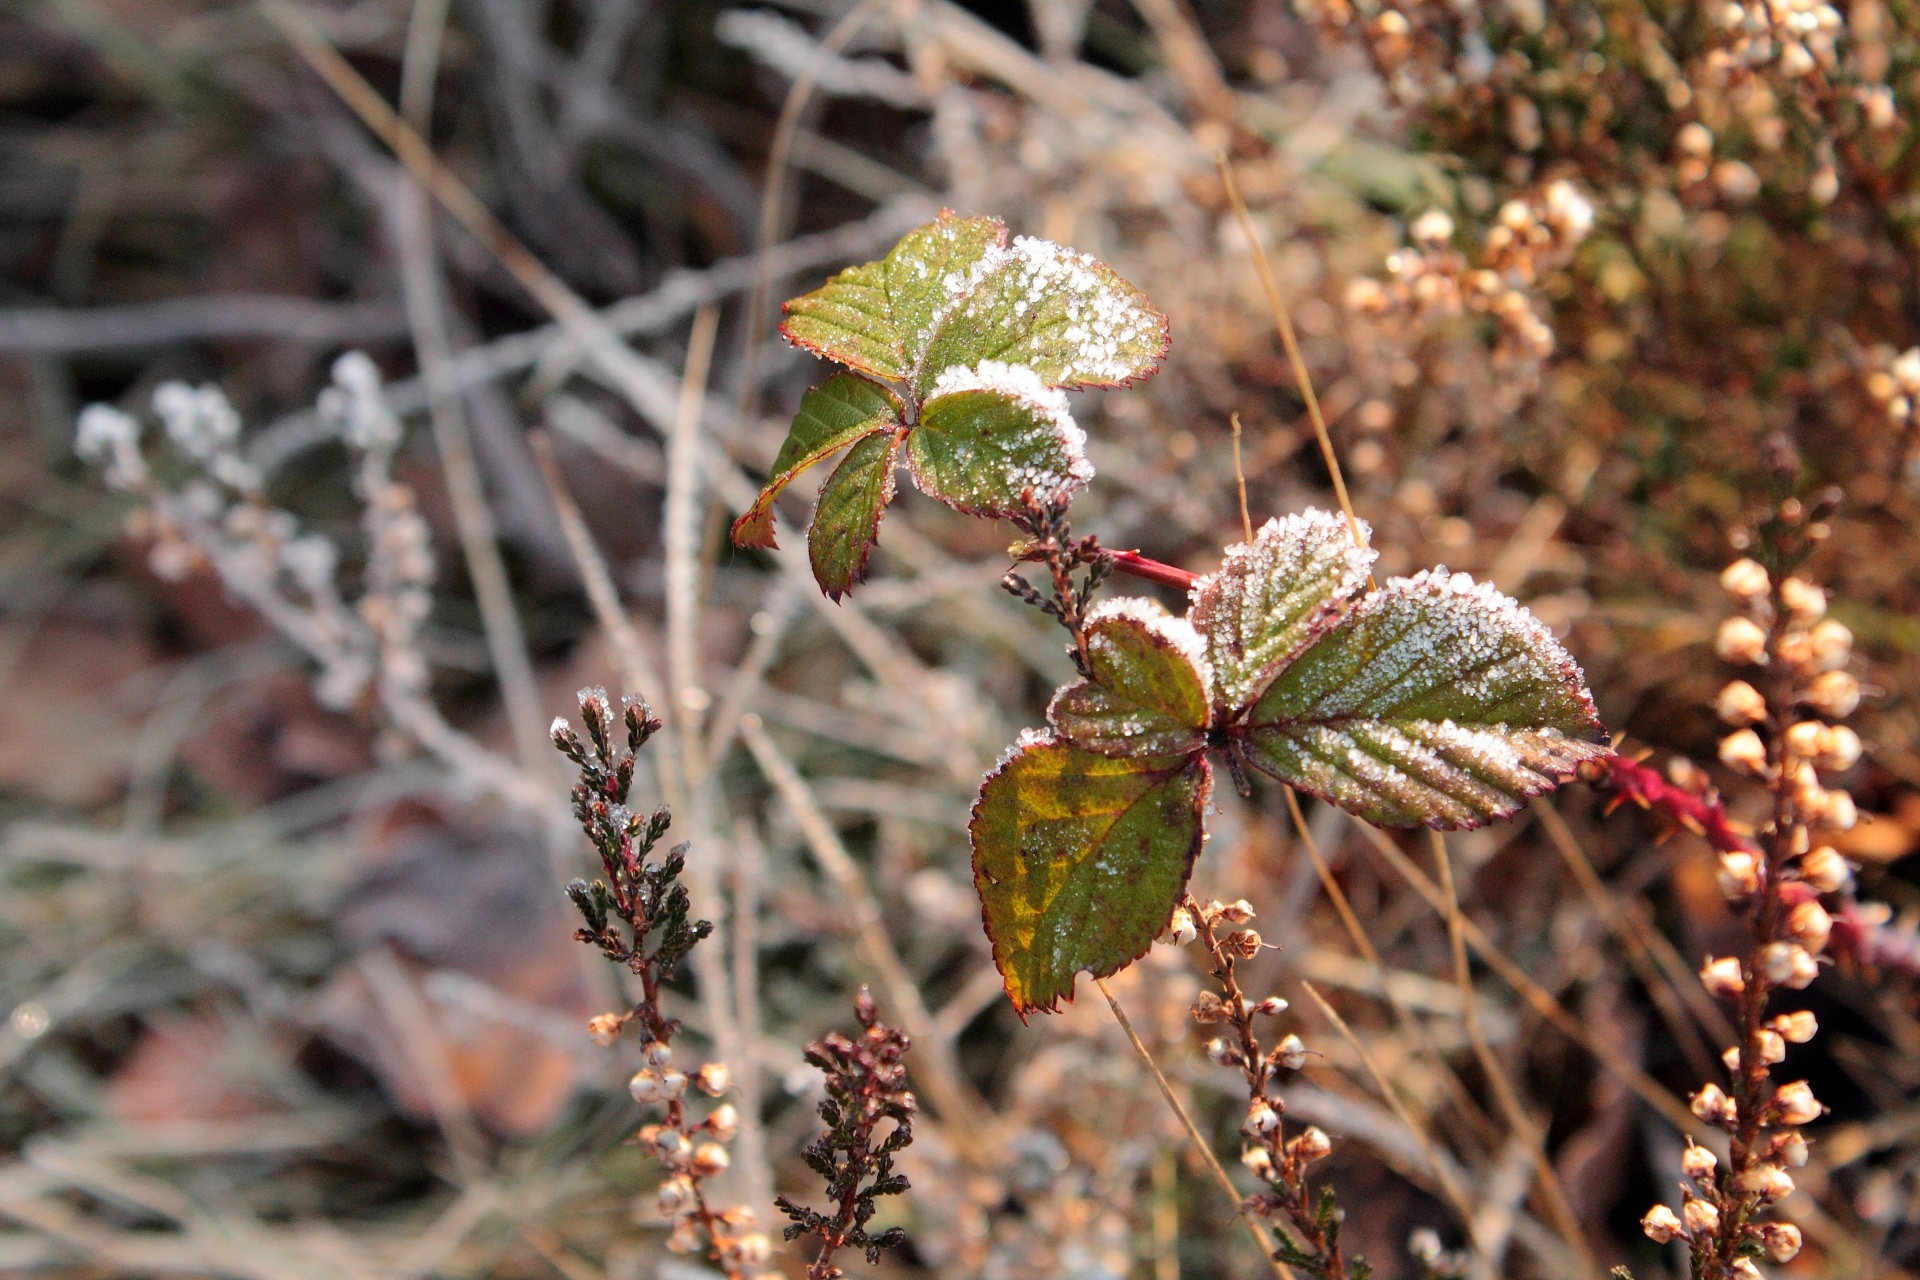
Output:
[
  {"xmin": 1722, "ymin": 1045, "xmax": 1742, "ymax": 1073},
  {"xmin": 1718, "ymin": 729, "xmax": 1768, "ymax": 774},
  {"xmin": 1806, "ymin": 669, "xmax": 1861, "ymax": 717},
  {"xmin": 1206, "ymin": 1037, "xmax": 1241, "ymax": 1067},
  {"xmin": 1192, "ymin": 991, "xmax": 1226, "ymax": 1023},
  {"xmin": 692, "ymin": 1143, "xmax": 731, "ymax": 1177},
  {"xmin": 666, "ymin": 1220, "xmax": 701, "ymax": 1254},
  {"xmin": 1253, "ymin": 996, "xmax": 1290, "ymax": 1017},
  {"xmin": 1771, "ymin": 1009, "xmax": 1818, "ymax": 1043},
  {"xmin": 630, "ymin": 1070, "xmax": 669, "ymax": 1105},
  {"xmin": 1756, "ymin": 1028, "xmax": 1787, "ymax": 1066},
  {"xmin": 1161, "ymin": 908, "xmax": 1197, "ymax": 947},
  {"xmin": 1773, "ymin": 1079, "xmax": 1824, "ymax": 1125},
  {"xmin": 1761, "ymin": 1222, "xmax": 1804, "ymax": 1262},
  {"xmin": 731, "ymin": 1233, "xmax": 773, "ymax": 1266},
  {"xmin": 1737, "ymin": 1163, "xmax": 1794, "ymax": 1202},
  {"xmin": 1818, "ymin": 790, "xmax": 1858, "ymax": 832},
  {"xmin": 1242, "ymin": 1145, "xmax": 1275, "ymax": 1177},
  {"xmin": 588, "ymin": 1012, "xmax": 624, "ymax": 1047},
  {"xmin": 1773, "ymin": 1130, "xmax": 1810, "ymax": 1166},
  {"xmin": 1691, "ymin": 1082, "xmax": 1734, "ymax": 1125},
  {"xmin": 1818, "ymin": 725, "xmax": 1863, "ymax": 771},
  {"xmin": 657, "ymin": 1176, "xmax": 695, "ymax": 1215},
  {"xmin": 1244, "ymin": 1101, "xmax": 1281, "ymax": 1135},
  {"xmin": 644, "ymin": 1040, "xmax": 674, "ymax": 1068},
  {"xmin": 1715, "ymin": 616, "xmax": 1770, "ymax": 665},
  {"xmin": 1786, "ymin": 900, "xmax": 1833, "ymax": 953},
  {"xmin": 1289, "ymin": 1126, "xmax": 1332, "ymax": 1162},
  {"xmin": 706, "ymin": 1103, "xmax": 740, "ymax": 1142},
  {"xmin": 1717, "ymin": 852, "xmax": 1760, "ymax": 900},
  {"xmin": 1720, "ymin": 557, "xmax": 1770, "ymax": 601},
  {"xmin": 1731, "ymin": 1259, "xmax": 1763, "ymax": 1280},
  {"xmin": 658, "ymin": 1070, "xmax": 688, "ymax": 1100},
  {"xmin": 1759, "ymin": 941, "xmax": 1818, "ymax": 988},
  {"xmin": 1273, "ymin": 1034, "xmax": 1309, "ymax": 1071},
  {"xmin": 1641, "ymin": 1203, "xmax": 1686, "ymax": 1243},
  {"xmin": 1779, "ymin": 575, "xmax": 1827, "ymax": 622},
  {"xmin": 1219, "ymin": 898, "xmax": 1257, "ymax": 924},
  {"xmin": 1716, "ymin": 680, "xmax": 1768, "ymax": 726},
  {"xmin": 1682, "ymin": 1142, "xmax": 1717, "ymax": 1181},
  {"xmin": 694, "ymin": 1062, "xmax": 732, "ymax": 1097},
  {"xmin": 1786, "ymin": 720, "xmax": 1826, "ymax": 758},
  {"xmin": 1682, "ymin": 1197, "xmax": 1721, "ymax": 1234},
  {"xmin": 1701, "ymin": 955, "xmax": 1746, "ymax": 998},
  {"xmin": 654, "ymin": 1129, "xmax": 692, "ymax": 1163},
  {"xmin": 1225, "ymin": 929, "xmax": 1263, "ymax": 959},
  {"xmin": 1805, "ymin": 617, "xmax": 1853, "ymax": 672}
]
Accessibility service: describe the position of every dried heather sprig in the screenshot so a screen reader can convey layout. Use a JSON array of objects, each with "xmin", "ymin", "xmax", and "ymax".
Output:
[
  {"xmin": 553, "ymin": 688, "xmax": 767, "ymax": 1277},
  {"xmin": 776, "ymin": 988, "xmax": 914, "ymax": 1280},
  {"xmin": 1171, "ymin": 894, "xmax": 1364, "ymax": 1280}
]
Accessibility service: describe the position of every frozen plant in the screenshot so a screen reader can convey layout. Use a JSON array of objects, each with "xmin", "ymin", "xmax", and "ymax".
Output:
[
  {"xmin": 775, "ymin": 988, "xmax": 915, "ymax": 1280},
  {"xmin": 73, "ymin": 354, "xmax": 547, "ymax": 816},
  {"xmin": 553, "ymin": 688, "xmax": 771, "ymax": 1277}
]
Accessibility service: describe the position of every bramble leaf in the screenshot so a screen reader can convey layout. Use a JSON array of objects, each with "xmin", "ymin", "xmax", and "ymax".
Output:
[
  {"xmin": 808, "ymin": 428, "xmax": 903, "ymax": 600},
  {"xmin": 1238, "ymin": 568, "xmax": 1608, "ymax": 829},
  {"xmin": 1188, "ymin": 511, "xmax": 1378, "ymax": 712},
  {"xmin": 779, "ymin": 212, "xmax": 1007, "ymax": 384},
  {"xmin": 971, "ymin": 735, "xmax": 1211, "ymax": 1015},
  {"xmin": 732, "ymin": 373, "xmax": 902, "ymax": 550},
  {"xmin": 906, "ymin": 363, "xmax": 1093, "ymax": 515},
  {"xmin": 916, "ymin": 236, "xmax": 1169, "ymax": 396},
  {"xmin": 1049, "ymin": 599, "xmax": 1212, "ymax": 757}
]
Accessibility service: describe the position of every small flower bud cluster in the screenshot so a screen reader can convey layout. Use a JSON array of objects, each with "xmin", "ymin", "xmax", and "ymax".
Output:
[
  {"xmin": 1171, "ymin": 894, "xmax": 1354, "ymax": 1277},
  {"xmin": 1706, "ymin": 0, "xmax": 1843, "ymax": 83},
  {"xmin": 1343, "ymin": 180, "xmax": 1595, "ymax": 418},
  {"xmin": 628, "ymin": 1035, "xmax": 770, "ymax": 1277},
  {"xmin": 73, "ymin": 356, "xmax": 433, "ymax": 718},
  {"xmin": 1862, "ymin": 343, "xmax": 1920, "ymax": 489},
  {"xmin": 1712, "ymin": 556, "xmax": 1862, "ymax": 834},
  {"xmin": 1645, "ymin": 537, "xmax": 1860, "ymax": 1270}
]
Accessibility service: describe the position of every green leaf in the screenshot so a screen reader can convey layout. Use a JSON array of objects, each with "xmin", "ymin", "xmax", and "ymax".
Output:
[
  {"xmin": 1049, "ymin": 599, "xmax": 1212, "ymax": 757},
  {"xmin": 971, "ymin": 735, "xmax": 1211, "ymax": 1015},
  {"xmin": 1189, "ymin": 511, "xmax": 1378, "ymax": 713},
  {"xmin": 808, "ymin": 428, "xmax": 903, "ymax": 601},
  {"xmin": 1238, "ymin": 569, "xmax": 1608, "ymax": 829},
  {"xmin": 733, "ymin": 373, "xmax": 902, "ymax": 550},
  {"xmin": 906, "ymin": 365, "xmax": 1093, "ymax": 515},
  {"xmin": 779, "ymin": 213, "xmax": 1007, "ymax": 384},
  {"xmin": 915, "ymin": 235, "xmax": 1169, "ymax": 396}
]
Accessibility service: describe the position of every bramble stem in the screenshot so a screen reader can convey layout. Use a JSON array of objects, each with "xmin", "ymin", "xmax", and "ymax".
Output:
[{"xmin": 1111, "ymin": 550, "xmax": 1198, "ymax": 590}]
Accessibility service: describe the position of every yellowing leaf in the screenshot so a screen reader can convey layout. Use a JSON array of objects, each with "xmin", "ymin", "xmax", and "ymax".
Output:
[
  {"xmin": 808, "ymin": 429, "xmax": 903, "ymax": 601},
  {"xmin": 906, "ymin": 363, "xmax": 1093, "ymax": 515},
  {"xmin": 1238, "ymin": 569, "xmax": 1608, "ymax": 829},
  {"xmin": 971, "ymin": 735, "xmax": 1211, "ymax": 1015},
  {"xmin": 1049, "ymin": 599, "xmax": 1211, "ymax": 757},
  {"xmin": 733, "ymin": 373, "xmax": 902, "ymax": 550},
  {"xmin": 779, "ymin": 213, "xmax": 1007, "ymax": 384}
]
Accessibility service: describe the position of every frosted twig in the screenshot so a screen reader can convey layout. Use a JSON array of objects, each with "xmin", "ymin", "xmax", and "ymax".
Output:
[{"xmin": 0, "ymin": 295, "xmax": 407, "ymax": 354}]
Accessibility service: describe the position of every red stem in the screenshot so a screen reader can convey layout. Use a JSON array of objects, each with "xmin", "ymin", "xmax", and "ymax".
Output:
[{"xmin": 1111, "ymin": 550, "xmax": 1198, "ymax": 591}]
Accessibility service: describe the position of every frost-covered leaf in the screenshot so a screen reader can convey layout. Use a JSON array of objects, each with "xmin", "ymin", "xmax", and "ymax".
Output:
[
  {"xmin": 1188, "ymin": 511, "xmax": 1377, "ymax": 713},
  {"xmin": 808, "ymin": 428, "xmax": 903, "ymax": 601},
  {"xmin": 780, "ymin": 213, "xmax": 1007, "ymax": 384},
  {"xmin": 905, "ymin": 362, "xmax": 1094, "ymax": 515},
  {"xmin": 1049, "ymin": 599, "xmax": 1212, "ymax": 757},
  {"xmin": 916, "ymin": 236, "xmax": 1169, "ymax": 396},
  {"xmin": 971, "ymin": 734, "xmax": 1211, "ymax": 1015},
  {"xmin": 1239, "ymin": 569, "xmax": 1607, "ymax": 829},
  {"xmin": 733, "ymin": 374, "xmax": 902, "ymax": 550}
]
